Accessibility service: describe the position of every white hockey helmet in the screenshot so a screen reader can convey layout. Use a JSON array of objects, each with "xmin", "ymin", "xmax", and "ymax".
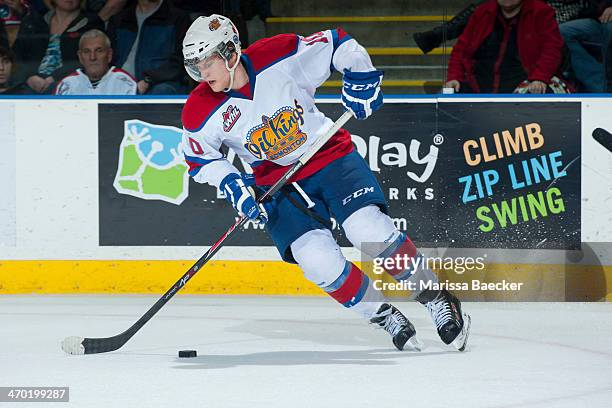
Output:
[{"xmin": 182, "ymin": 14, "xmax": 241, "ymax": 86}]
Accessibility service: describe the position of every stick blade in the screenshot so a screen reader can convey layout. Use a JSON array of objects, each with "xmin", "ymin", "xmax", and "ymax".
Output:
[
  {"xmin": 61, "ymin": 336, "xmax": 85, "ymax": 355},
  {"xmin": 592, "ymin": 128, "xmax": 612, "ymax": 153}
]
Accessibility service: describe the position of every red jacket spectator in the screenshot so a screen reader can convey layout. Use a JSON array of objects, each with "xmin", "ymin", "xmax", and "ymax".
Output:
[{"xmin": 447, "ymin": 0, "xmax": 564, "ymax": 92}]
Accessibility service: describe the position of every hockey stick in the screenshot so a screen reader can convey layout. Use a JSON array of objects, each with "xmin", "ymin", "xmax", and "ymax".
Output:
[
  {"xmin": 592, "ymin": 128, "xmax": 612, "ymax": 153},
  {"xmin": 61, "ymin": 110, "xmax": 353, "ymax": 355}
]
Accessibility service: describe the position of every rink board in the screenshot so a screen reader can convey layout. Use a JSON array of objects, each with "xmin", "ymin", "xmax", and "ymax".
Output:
[{"xmin": 0, "ymin": 95, "xmax": 610, "ymax": 300}]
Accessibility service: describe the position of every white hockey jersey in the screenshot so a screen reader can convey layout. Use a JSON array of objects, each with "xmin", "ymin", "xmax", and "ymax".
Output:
[
  {"xmin": 54, "ymin": 66, "xmax": 137, "ymax": 95},
  {"xmin": 182, "ymin": 28, "xmax": 375, "ymax": 187}
]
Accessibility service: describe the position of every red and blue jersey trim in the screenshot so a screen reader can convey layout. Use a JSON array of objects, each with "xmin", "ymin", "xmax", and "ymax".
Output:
[
  {"xmin": 184, "ymin": 154, "xmax": 222, "ymax": 177},
  {"xmin": 245, "ymin": 33, "xmax": 300, "ymax": 75},
  {"xmin": 331, "ymin": 27, "xmax": 353, "ymax": 73},
  {"xmin": 332, "ymin": 27, "xmax": 352, "ymax": 50},
  {"xmin": 182, "ymin": 83, "xmax": 230, "ymax": 133}
]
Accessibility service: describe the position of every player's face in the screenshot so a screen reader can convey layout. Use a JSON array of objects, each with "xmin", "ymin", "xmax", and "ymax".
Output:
[
  {"xmin": 0, "ymin": 56, "xmax": 12, "ymax": 87},
  {"xmin": 78, "ymin": 36, "xmax": 112, "ymax": 80},
  {"xmin": 196, "ymin": 53, "xmax": 230, "ymax": 92}
]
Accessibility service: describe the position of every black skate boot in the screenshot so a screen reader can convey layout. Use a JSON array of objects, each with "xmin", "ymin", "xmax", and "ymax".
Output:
[
  {"xmin": 418, "ymin": 289, "xmax": 471, "ymax": 351},
  {"xmin": 370, "ymin": 303, "xmax": 423, "ymax": 351}
]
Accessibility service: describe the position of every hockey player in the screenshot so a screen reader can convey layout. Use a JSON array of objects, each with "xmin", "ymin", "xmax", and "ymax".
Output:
[{"xmin": 181, "ymin": 15, "xmax": 470, "ymax": 351}]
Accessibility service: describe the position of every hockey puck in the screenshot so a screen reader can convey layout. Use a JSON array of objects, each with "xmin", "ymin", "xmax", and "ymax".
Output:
[{"xmin": 178, "ymin": 350, "xmax": 197, "ymax": 358}]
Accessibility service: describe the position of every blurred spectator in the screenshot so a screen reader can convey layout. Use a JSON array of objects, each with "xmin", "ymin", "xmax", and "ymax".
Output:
[
  {"xmin": 0, "ymin": 45, "xmax": 14, "ymax": 91},
  {"xmin": 559, "ymin": 1, "xmax": 612, "ymax": 92},
  {"xmin": 173, "ymin": 0, "xmax": 253, "ymax": 47},
  {"xmin": 85, "ymin": 0, "xmax": 109, "ymax": 13},
  {"xmin": 414, "ymin": 1, "xmax": 596, "ymax": 54},
  {"xmin": 172, "ymin": 0, "xmax": 272, "ymax": 20},
  {"xmin": 0, "ymin": 18, "xmax": 8, "ymax": 48},
  {"xmin": 107, "ymin": 0, "xmax": 191, "ymax": 94},
  {"xmin": 240, "ymin": 0, "xmax": 273, "ymax": 45},
  {"xmin": 244, "ymin": 0, "xmax": 272, "ymax": 22},
  {"xmin": 173, "ymin": 0, "xmax": 221, "ymax": 15},
  {"xmin": 445, "ymin": 0, "xmax": 568, "ymax": 93},
  {"xmin": 41, "ymin": 0, "xmax": 128, "ymax": 21},
  {"xmin": 414, "ymin": 0, "xmax": 611, "ymax": 92},
  {"xmin": 28, "ymin": 0, "xmax": 48, "ymax": 14},
  {"xmin": 11, "ymin": 0, "xmax": 104, "ymax": 93},
  {"xmin": 54, "ymin": 29, "xmax": 136, "ymax": 94},
  {"xmin": 223, "ymin": 0, "xmax": 249, "ymax": 47},
  {"xmin": 0, "ymin": 45, "xmax": 28, "ymax": 93},
  {"xmin": 91, "ymin": 0, "xmax": 128, "ymax": 22},
  {"xmin": 1, "ymin": 0, "xmax": 30, "ymax": 46},
  {"xmin": 0, "ymin": 0, "xmax": 28, "ymax": 25}
]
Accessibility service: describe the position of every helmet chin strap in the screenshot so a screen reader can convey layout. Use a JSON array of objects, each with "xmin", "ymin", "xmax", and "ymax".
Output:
[{"xmin": 223, "ymin": 49, "xmax": 242, "ymax": 92}]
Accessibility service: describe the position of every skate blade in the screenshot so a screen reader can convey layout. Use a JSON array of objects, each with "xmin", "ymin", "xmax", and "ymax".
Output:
[
  {"xmin": 452, "ymin": 312, "xmax": 471, "ymax": 352},
  {"xmin": 406, "ymin": 336, "xmax": 424, "ymax": 352}
]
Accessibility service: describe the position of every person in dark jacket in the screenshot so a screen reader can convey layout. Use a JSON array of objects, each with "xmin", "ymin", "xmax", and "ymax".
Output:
[
  {"xmin": 0, "ymin": 18, "xmax": 8, "ymax": 48},
  {"xmin": 107, "ymin": 0, "xmax": 192, "ymax": 94},
  {"xmin": 11, "ymin": 0, "xmax": 104, "ymax": 93},
  {"xmin": 415, "ymin": 1, "xmax": 610, "ymax": 92},
  {"xmin": 445, "ymin": 0, "xmax": 566, "ymax": 93},
  {"xmin": 0, "ymin": 45, "xmax": 29, "ymax": 93},
  {"xmin": 414, "ymin": 0, "xmax": 596, "ymax": 54},
  {"xmin": 559, "ymin": 0, "xmax": 612, "ymax": 92},
  {"xmin": 0, "ymin": 45, "xmax": 15, "ymax": 91}
]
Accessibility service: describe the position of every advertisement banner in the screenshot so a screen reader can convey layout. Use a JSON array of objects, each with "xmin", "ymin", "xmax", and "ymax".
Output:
[
  {"xmin": 437, "ymin": 102, "xmax": 581, "ymax": 249},
  {"xmin": 99, "ymin": 101, "xmax": 580, "ymax": 250}
]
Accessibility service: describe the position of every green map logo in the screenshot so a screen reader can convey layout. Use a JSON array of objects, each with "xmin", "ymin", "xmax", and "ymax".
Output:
[{"xmin": 113, "ymin": 120, "xmax": 189, "ymax": 205}]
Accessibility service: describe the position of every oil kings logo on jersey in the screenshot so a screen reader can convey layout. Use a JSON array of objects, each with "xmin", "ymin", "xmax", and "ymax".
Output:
[
  {"xmin": 245, "ymin": 99, "xmax": 306, "ymax": 161},
  {"xmin": 222, "ymin": 105, "xmax": 241, "ymax": 132}
]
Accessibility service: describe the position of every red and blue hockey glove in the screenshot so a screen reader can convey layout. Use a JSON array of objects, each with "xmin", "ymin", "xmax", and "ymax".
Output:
[
  {"xmin": 341, "ymin": 69, "xmax": 384, "ymax": 120},
  {"xmin": 219, "ymin": 173, "xmax": 268, "ymax": 224}
]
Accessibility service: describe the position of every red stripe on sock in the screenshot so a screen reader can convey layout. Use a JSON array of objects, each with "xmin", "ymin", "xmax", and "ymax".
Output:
[
  {"xmin": 386, "ymin": 236, "xmax": 418, "ymax": 277},
  {"xmin": 328, "ymin": 263, "xmax": 364, "ymax": 304}
]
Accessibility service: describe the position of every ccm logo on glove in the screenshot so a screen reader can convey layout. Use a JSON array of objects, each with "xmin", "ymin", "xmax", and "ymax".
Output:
[
  {"xmin": 341, "ymin": 69, "xmax": 384, "ymax": 120},
  {"xmin": 344, "ymin": 81, "xmax": 380, "ymax": 91}
]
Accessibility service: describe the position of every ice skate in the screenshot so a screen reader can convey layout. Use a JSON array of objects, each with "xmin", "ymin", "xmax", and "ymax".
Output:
[
  {"xmin": 370, "ymin": 303, "xmax": 423, "ymax": 351},
  {"xmin": 423, "ymin": 290, "xmax": 471, "ymax": 351}
]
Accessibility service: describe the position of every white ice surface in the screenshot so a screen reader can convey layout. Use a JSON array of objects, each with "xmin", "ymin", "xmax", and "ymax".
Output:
[{"xmin": 1, "ymin": 296, "xmax": 612, "ymax": 408}]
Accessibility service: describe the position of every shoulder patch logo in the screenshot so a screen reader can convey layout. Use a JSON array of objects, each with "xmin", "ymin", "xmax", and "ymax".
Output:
[
  {"xmin": 222, "ymin": 105, "xmax": 241, "ymax": 132},
  {"xmin": 209, "ymin": 18, "xmax": 221, "ymax": 31}
]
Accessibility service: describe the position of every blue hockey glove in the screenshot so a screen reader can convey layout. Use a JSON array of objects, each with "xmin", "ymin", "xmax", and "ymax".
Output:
[
  {"xmin": 219, "ymin": 173, "xmax": 268, "ymax": 224},
  {"xmin": 341, "ymin": 69, "xmax": 384, "ymax": 120}
]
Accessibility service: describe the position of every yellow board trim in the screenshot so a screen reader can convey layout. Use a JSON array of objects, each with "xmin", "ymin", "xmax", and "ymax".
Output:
[
  {"xmin": 266, "ymin": 16, "xmax": 453, "ymax": 23},
  {"xmin": 1, "ymin": 261, "xmax": 611, "ymax": 301},
  {"xmin": 0, "ymin": 260, "xmax": 319, "ymax": 295}
]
